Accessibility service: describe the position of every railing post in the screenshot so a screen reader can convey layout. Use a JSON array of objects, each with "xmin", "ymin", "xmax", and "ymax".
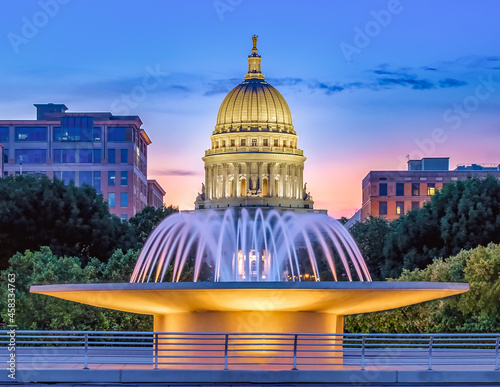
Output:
[
  {"xmin": 224, "ymin": 334, "xmax": 229, "ymax": 370},
  {"xmin": 83, "ymin": 333, "xmax": 89, "ymax": 370},
  {"xmin": 495, "ymin": 337, "xmax": 499, "ymax": 371},
  {"xmin": 292, "ymin": 334, "xmax": 298, "ymax": 370},
  {"xmin": 154, "ymin": 333, "xmax": 159, "ymax": 370},
  {"xmin": 361, "ymin": 336, "xmax": 366, "ymax": 371},
  {"xmin": 428, "ymin": 336, "xmax": 433, "ymax": 370}
]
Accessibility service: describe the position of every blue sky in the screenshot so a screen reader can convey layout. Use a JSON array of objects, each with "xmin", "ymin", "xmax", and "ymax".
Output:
[{"xmin": 1, "ymin": 0, "xmax": 499, "ymax": 216}]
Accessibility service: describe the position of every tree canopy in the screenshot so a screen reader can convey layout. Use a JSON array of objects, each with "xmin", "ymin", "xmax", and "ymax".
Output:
[{"xmin": 346, "ymin": 242, "xmax": 500, "ymax": 333}]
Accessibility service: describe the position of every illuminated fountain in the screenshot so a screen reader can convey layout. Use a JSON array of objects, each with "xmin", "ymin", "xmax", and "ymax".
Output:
[
  {"xmin": 131, "ymin": 208, "xmax": 371, "ymax": 283},
  {"xmin": 30, "ymin": 37, "xmax": 468, "ymax": 369}
]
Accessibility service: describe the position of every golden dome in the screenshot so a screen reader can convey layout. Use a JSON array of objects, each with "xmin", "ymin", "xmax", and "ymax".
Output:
[{"xmin": 214, "ymin": 37, "xmax": 295, "ymax": 135}]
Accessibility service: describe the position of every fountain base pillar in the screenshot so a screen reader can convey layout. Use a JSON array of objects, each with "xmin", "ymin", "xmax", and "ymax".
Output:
[{"xmin": 154, "ymin": 312, "xmax": 344, "ymax": 369}]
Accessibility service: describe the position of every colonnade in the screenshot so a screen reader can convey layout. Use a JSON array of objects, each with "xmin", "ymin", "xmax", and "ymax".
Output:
[{"xmin": 205, "ymin": 161, "xmax": 304, "ymax": 200}]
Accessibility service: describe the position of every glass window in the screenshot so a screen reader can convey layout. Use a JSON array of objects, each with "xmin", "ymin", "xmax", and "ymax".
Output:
[
  {"xmin": 120, "ymin": 149, "xmax": 128, "ymax": 164},
  {"xmin": 412, "ymin": 201, "xmax": 420, "ymax": 210},
  {"xmin": 240, "ymin": 139, "xmax": 246, "ymax": 146},
  {"xmin": 263, "ymin": 139, "xmax": 268, "ymax": 146},
  {"xmin": 93, "ymin": 171, "xmax": 101, "ymax": 194},
  {"xmin": 79, "ymin": 149, "xmax": 92, "ymax": 163},
  {"xmin": 108, "ymin": 193, "xmax": 115, "ymax": 207},
  {"xmin": 251, "ymin": 138, "xmax": 257, "ymax": 146},
  {"xmin": 412, "ymin": 183, "xmax": 420, "ymax": 196},
  {"xmin": 108, "ymin": 171, "xmax": 116, "ymax": 186},
  {"xmin": 230, "ymin": 139, "xmax": 235, "ymax": 147},
  {"xmin": 120, "ymin": 214, "xmax": 128, "ymax": 220},
  {"xmin": 56, "ymin": 116, "xmax": 93, "ymax": 141},
  {"xmin": 120, "ymin": 192, "xmax": 128, "ymax": 207},
  {"xmin": 53, "ymin": 149, "xmax": 76, "ymax": 163},
  {"xmin": 93, "ymin": 127, "xmax": 102, "ymax": 141},
  {"xmin": 79, "ymin": 171, "xmax": 92, "ymax": 186},
  {"xmin": 15, "ymin": 127, "xmax": 47, "ymax": 142},
  {"xmin": 0, "ymin": 127, "xmax": 9, "ymax": 142},
  {"xmin": 108, "ymin": 127, "xmax": 127, "ymax": 142},
  {"xmin": 379, "ymin": 201, "xmax": 387, "ymax": 216},
  {"xmin": 15, "ymin": 149, "xmax": 46, "ymax": 164},
  {"xmin": 121, "ymin": 171, "xmax": 128, "ymax": 186},
  {"xmin": 62, "ymin": 171, "xmax": 75, "ymax": 184},
  {"xmin": 108, "ymin": 149, "xmax": 115, "ymax": 164},
  {"xmin": 427, "ymin": 183, "xmax": 436, "ymax": 196},
  {"xmin": 379, "ymin": 183, "xmax": 387, "ymax": 197},
  {"xmin": 93, "ymin": 149, "xmax": 101, "ymax": 164},
  {"xmin": 274, "ymin": 139, "xmax": 278, "ymax": 146},
  {"xmin": 396, "ymin": 183, "xmax": 404, "ymax": 196},
  {"xmin": 3, "ymin": 148, "xmax": 8, "ymax": 164},
  {"xmin": 396, "ymin": 201, "xmax": 404, "ymax": 215}
]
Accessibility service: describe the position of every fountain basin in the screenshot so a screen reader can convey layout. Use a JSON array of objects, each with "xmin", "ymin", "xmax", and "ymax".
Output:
[{"xmin": 31, "ymin": 281, "xmax": 468, "ymax": 332}]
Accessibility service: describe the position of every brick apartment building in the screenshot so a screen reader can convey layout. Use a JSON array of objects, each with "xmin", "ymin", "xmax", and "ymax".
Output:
[
  {"xmin": 361, "ymin": 157, "xmax": 500, "ymax": 221},
  {"xmin": 0, "ymin": 103, "xmax": 165, "ymax": 219}
]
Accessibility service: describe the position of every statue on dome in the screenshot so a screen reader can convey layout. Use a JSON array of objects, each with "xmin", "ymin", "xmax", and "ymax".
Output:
[
  {"xmin": 196, "ymin": 183, "xmax": 206, "ymax": 201},
  {"xmin": 303, "ymin": 183, "xmax": 312, "ymax": 201}
]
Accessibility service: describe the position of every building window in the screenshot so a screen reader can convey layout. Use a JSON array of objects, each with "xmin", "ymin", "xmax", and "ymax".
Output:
[
  {"xmin": 108, "ymin": 149, "xmax": 116, "ymax": 164},
  {"xmin": 15, "ymin": 149, "xmax": 46, "ymax": 164},
  {"xmin": 3, "ymin": 148, "xmax": 8, "ymax": 164},
  {"xmin": 54, "ymin": 171, "xmax": 75, "ymax": 184},
  {"xmin": 121, "ymin": 171, "xmax": 128, "ymax": 186},
  {"xmin": 54, "ymin": 149, "xmax": 76, "ymax": 163},
  {"xmin": 93, "ymin": 149, "xmax": 101, "ymax": 164},
  {"xmin": 231, "ymin": 139, "xmax": 235, "ymax": 147},
  {"xmin": 0, "ymin": 127, "xmax": 8, "ymax": 142},
  {"xmin": 108, "ymin": 171, "xmax": 116, "ymax": 186},
  {"xmin": 15, "ymin": 127, "xmax": 47, "ymax": 142},
  {"xmin": 92, "ymin": 171, "xmax": 101, "ymax": 193},
  {"xmin": 54, "ymin": 117, "xmax": 94, "ymax": 141},
  {"xmin": 240, "ymin": 139, "xmax": 246, "ymax": 146},
  {"xmin": 79, "ymin": 171, "xmax": 92, "ymax": 187},
  {"xmin": 120, "ymin": 214, "xmax": 128, "ymax": 220},
  {"xmin": 411, "ymin": 201, "xmax": 420, "ymax": 210},
  {"xmin": 93, "ymin": 127, "xmax": 102, "ymax": 141},
  {"xmin": 108, "ymin": 127, "xmax": 127, "ymax": 142},
  {"xmin": 120, "ymin": 192, "xmax": 128, "ymax": 207},
  {"xmin": 263, "ymin": 139, "xmax": 268, "ymax": 146},
  {"xmin": 108, "ymin": 193, "xmax": 115, "ymax": 207},
  {"xmin": 396, "ymin": 183, "xmax": 404, "ymax": 196},
  {"xmin": 379, "ymin": 183, "xmax": 387, "ymax": 197},
  {"xmin": 79, "ymin": 149, "xmax": 92, "ymax": 163},
  {"xmin": 274, "ymin": 139, "xmax": 278, "ymax": 146},
  {"xmin": 283, "ymin": 140, "xmax": 287, "ymax": 147},
  {"xmin": 412, "ymin": 183, "xmax": 420, "ymax": 196},
  {"xmin": 251, "ymin": 138, "xmax": 257, "ymax": 146},
  {"xmin": 379, "ymin": 201, "xmax": 388, "ymax": 216},
  {"xmin": 427, "ymin": 183, "xmax": 436, "ymax": 196},
  {"xmin": 221, "ymin": 140, "xmax": 226, "ymax": 147},
  {"xmin": 396, "ymin": 201, "xmax": 404, "ymax": 216},
  {"xmin": 120, "ymin": 149, "xmax": 128, "ymax": 164}
]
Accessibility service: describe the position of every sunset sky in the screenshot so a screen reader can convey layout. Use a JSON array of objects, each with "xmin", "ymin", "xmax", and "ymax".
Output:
[{"xmin": 1, "ymin": 0, "xmax": 499, "ymax": 217}]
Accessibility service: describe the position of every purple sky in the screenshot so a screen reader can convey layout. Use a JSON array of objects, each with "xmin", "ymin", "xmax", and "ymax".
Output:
[{"xmin": 1, "ymin": 0, "xmax": 499, "ymax": 217}]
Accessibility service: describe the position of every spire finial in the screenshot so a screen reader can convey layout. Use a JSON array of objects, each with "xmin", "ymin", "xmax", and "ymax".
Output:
[
  {"xmin": 252, "ymin": 35, "xmax": 258, "ymax": 50},
  {"xmin": 245, "ymin": 35, "xmax": 265, "ymax": 80}
]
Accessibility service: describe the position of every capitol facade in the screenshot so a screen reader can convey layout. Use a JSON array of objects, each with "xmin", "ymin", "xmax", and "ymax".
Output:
[{"xmin": 195, "ymin": 36, "xmax": 315, "ymax": 212}]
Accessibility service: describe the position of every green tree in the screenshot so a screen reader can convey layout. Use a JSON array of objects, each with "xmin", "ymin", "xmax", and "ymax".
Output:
[
  {"xmin": 0, "ymin": 176, "xmax": 133, "ymax": 268},
  {"xmin": 382, "ymin": 176, "xmax": 500, "ymax": 278},
  {"xmin": 349, "ymin": 216, "xmax": 391, "ymax": 280},
  {"xmin": 128, "ymin": 205, "xmax": 178, "ymax": 248},
  {"xmin": 346, "ymin": 243, "xmax": 500, "ymax": 333},
  {"xmin": 0, "ymin": 247, "xmax": 152, "ymax": 330}
]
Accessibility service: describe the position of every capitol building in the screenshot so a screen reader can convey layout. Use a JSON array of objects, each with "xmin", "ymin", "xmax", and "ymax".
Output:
[{"xmin": 195, "ymin": 36, "xmax": 316, "ymax": 212}]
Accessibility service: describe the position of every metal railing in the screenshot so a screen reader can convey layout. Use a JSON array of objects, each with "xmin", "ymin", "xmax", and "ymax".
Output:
[{"xmin": 0, "ymin": 331, "xmax": 499, "ymax": 370}]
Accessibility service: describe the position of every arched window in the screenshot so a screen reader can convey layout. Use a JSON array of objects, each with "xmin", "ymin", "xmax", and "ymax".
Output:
[
  {"xmin": 262, "ymin": 178, "xmax": 268, "ymax": 196},
  {"xmin": 241, "ymin": 178, "xmax": 246, "ymax": 197}
]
